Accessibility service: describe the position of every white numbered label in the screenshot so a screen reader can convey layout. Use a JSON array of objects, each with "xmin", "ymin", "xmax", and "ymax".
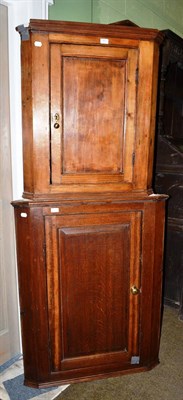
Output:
[
  {"xmin": 34, "ymin": 41, "xmax": 42, "ymax": 47},
  {"xmin": 100, "ymin": 38, "xmax": 109, "ymax": 44},
  {"xmin": 20, "ymin": 212, "xmax": 27, "ymax": 218},
  {"xmin": 51, "ymin": 208, "xmax": 59, "ymax": 213}
]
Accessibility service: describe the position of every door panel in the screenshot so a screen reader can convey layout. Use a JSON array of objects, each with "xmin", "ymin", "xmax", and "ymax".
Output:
[
  {"xmin": 63, "ymin": 57, "xmax": 125, "ymax": 174},
  {"xmin": 60, "ymin": 224, "xmax": 129, "ymax": 358},
  {"xmin": 50, "ymin": 44, "xmax": 138, "ymax": 186},
  {"xmin": 45, "ymin": 211, "xmax": 142, "ymax": 372}
]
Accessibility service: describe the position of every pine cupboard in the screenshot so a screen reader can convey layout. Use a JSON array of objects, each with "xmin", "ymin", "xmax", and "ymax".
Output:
[{"xmin": 13, "ymin": 20, "xmax": 167, "ymax": 388}]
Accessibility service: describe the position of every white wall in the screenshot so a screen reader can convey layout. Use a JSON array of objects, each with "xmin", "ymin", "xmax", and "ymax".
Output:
[
  {"xmin": 1, "ymin": 0, "xmax": 53, "ymax": 200},
  {"xmin": 0, "ymin": 0, "xmax": 53, "ymax": 364}
]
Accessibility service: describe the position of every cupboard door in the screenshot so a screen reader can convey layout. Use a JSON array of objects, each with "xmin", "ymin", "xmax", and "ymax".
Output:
[
  {"xmin": 45, "ymin": 211, "xmax": 142, "ymax": 373},
  {"xmin": 50, "ymin": 44, "xmax": 138, "ymax": 187}
]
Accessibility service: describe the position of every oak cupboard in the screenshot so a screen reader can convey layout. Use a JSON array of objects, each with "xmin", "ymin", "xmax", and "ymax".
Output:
[
  {"xmin": 12, "ymin": 20, "xmax": 167, "ymax": 387},
  {"xmin": 17, "ymin": 19, "xmax": 163, "ymax": 199}
]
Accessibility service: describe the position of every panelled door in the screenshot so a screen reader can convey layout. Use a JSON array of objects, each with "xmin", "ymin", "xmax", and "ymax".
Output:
[
  {"xmin": 45, "ymin": 210, "xmax": 142, "ymax": 373},
  {"xmin": 50, "ymin": 43, "xmax": 138, "ymax": 188}
]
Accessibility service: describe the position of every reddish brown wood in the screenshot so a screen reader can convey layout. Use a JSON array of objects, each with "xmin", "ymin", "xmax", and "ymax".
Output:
[
  {"xmin": 63, "ymin": 56, "xmax": 125, "ymax": 174},
  {"xmin": 13, "ymin": 19, "xmax": 167, "ymax": 388},
  {"xmin": 140, "ymin": 200, "xmax": 165, "ymax": 366},
  {"xmin": 21, "ymin": 40, "xmax": 33, "ymax": 194},
  {"xmin": 134, "ymin": 41, "xmax": 160, "ymax": 190},
  {"xmin": 13, "ymin": 196, "xmax": 167, "ymax": 386},
  {"xmin": 50, "ymin": 44, "xmax": 137, "ymax": 187},
  {"xmin": 18, "ymin": 19, "xmax": 164, "ymax": 43},
  {"xmin": 14, "ymin": 206, "xmax": 50, "ymax": 384},
  {"xmin": 45, "ymin": 211, "xmax": 141, "ymax": 372}
]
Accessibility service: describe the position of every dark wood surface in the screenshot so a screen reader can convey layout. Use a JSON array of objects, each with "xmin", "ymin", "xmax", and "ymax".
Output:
[
  {"xmin": 154, "ymin": 29, "xmax": 183, "ymax": 317},
  {"xmin": 13, "ymin": 197, "xmax": 166, "ymax": 387}
]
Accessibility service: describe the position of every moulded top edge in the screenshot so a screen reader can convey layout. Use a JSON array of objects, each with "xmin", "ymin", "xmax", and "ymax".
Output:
[
  {"xmin": 16, "ymin": 19, "xmax": 165, "ymax": 45},
  {"xmin": 11, "ymin": 192, "xmax": 168, "ymax": 208}
]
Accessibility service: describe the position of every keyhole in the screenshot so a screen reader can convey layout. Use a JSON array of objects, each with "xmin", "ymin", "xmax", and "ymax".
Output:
[
  {"xmin": 53, "ymin": 113, "xmax": 60, "ymax": 129},
  {"xmin": 54, "ymin": 113, "xmax": 59, "ymax": 121}
]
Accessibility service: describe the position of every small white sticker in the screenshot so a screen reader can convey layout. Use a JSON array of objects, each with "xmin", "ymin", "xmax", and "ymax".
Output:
[
  {"xmin": 20, "ymin": 212, "xmax": 27, "ymax": 218},
  {"xmin": 34, "ymin": 41, "xmax": 42, "ymax": 47},
  {"xmin": 131, "ymin": 356, "xmax": 140, "ymax": 364},
  {"xmin": 100, "ymin": 38, "xmax": 109, "ymax": 44},
  {"xmin": 51, "ymin": 208, "xmax": 59, "ymax": 213}
]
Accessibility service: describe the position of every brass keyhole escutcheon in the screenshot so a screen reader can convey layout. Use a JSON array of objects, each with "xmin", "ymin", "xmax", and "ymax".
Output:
[
  {"xmin": 131, "ymin": 285, "xmax": 140, "ymax": 295},
  {"xmin": 54, "ymin": 112, "xmax": 60, "ymax": 121},
  {"xmin": 53, "ymin": 113, "xmax": 60, "ymax": 129}
]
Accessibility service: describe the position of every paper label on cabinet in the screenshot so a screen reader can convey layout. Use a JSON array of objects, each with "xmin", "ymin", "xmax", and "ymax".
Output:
[
  {"xmin": 20, "ymin": 212, "xmax": 27, "ymax": 218},
  {"xmin": 131, "ymin": 356, "xmax": 140, "ymax": 364},
  {"xmin": 100, "ymin": 38, "xmax": 109, "ymax": 44},
  {"xmin": 34, "ymin": 41, "xmax": 42, "ymax": 47}
]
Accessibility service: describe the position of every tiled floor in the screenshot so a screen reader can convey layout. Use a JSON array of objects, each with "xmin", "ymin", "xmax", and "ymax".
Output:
[{"xmin": 0, "ymin": 356, "xmax": 69, "ymax": 400}]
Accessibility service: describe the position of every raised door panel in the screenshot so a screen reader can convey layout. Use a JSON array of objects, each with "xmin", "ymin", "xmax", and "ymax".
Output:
[
  {"xmin": 50, "ymin": 44, "xmax": 138, "ymax": 187},
  {"xmin": 45, "ymin": 211, "xmax": 142, "ymax": 373}
]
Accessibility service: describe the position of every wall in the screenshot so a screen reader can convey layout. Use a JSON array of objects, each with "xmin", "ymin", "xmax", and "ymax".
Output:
[
  {"xmin": 0, "ymin": 0, "xmax": 54, "ymax": 366},
  {"xmin": 49, "ymin": 0, "xmax": 183, "ymax": 38},
  {"xmin": 0, "ymin": 3, "xmax": 20, "ymax": 364},
  {"xmin": 49, "ymin": 0, "xmax": 93, "ymax": 22}
]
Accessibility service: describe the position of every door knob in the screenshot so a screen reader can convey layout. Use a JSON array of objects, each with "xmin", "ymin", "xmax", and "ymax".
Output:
[
  {"xmin": 131, "ymin": 285, "xmax": 140, "ymax": 295},
  {"xmin": 54, "ymin": 122, "xmax": 60, "ymax": 129}
]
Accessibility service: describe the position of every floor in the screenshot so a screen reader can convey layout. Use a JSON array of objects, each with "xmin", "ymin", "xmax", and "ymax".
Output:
[
  {"xmin": 0, "ymin": 356, "xmax": 69, "ymax": 400},
  {"xmin": 0, "ymin": 306, "xmax": 182, "ymax": 400}
]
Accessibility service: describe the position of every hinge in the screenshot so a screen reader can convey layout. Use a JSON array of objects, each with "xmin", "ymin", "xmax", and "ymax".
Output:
[
  {"xmin": 131, "ymin": 356, "xmax": 140, "ymax": 365},
  {"xmin": 132, "ymin": 152, "xmax": 135, "ymax": 166},
  {"xmin": 135, "ymin": 67, "xmax": 139, "ymax": 85}
]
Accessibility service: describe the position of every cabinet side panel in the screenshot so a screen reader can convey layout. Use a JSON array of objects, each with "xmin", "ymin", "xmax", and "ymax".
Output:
[
  {"xmin": 14, "ymin": 206, "xmax": 50, "ymax": 383},
  {"xmin": 140, "ymin": 201, "xmax": 156, "ymax": 365},
  {"xmin": 134, "ymin": 42, "xmax": 159, "ymax": 190},
  {"xmin": 32, "ymin": 34, "xmax": 50, "ymax": 194},
  {"xmin": 150, "ymin": 200, "xmax": 166, "ymax": 362},
  {"xmin": 29, "ymin": 207, "xmax": 51, "ymax": 381},
  {"xmin": 14, "ymin": 207, "xmax": 37, "ymax": 380},
  {"xmin": 140, "ymin": 200, "xmax": 165, "ymax": 366},
  {"xmin": 147, "ymin": 43, "xmax": 160, "ymax": 189},
  {"xmin": 21, "ymin": 40, "xmax": 34, "ymax": 194}
]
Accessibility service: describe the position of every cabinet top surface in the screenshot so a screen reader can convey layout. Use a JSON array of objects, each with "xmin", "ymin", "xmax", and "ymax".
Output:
[{"xmin": 17, "ymin": 19, "xmax": 164, "ymax": 44}]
